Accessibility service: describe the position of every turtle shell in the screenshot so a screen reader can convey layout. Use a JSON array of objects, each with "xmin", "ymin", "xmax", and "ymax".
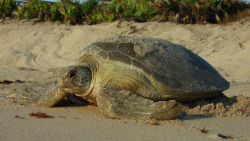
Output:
[{"xmin": 77, "ymin": 36, "xmax": 229, "ymax": 101}]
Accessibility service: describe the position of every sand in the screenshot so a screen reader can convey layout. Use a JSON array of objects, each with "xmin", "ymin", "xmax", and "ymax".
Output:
[{"xmin": 0, "ymin": 17, "xmax": 250, "ymax": 140}]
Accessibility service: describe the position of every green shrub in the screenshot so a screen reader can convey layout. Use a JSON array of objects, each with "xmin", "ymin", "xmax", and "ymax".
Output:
[
  {"xmin": 50, "ymin": 2, "xmax": 63, "ymax": 21},
  {"xmin": 81, "ymin": 0, "xmax": 98, "ymax": 15},
  {"xmin": 2, "ymin": 0, "xmax": 250, "ymax": 24},
  {"xmin": 17, "ymin": 5, "xmax": 32, "ymax": 19},
  {"xmin": 0, "ymin": 0, "xmax": 17, "ymax": 18},
  {"xmin": 107, "ymin": 0, "xmax": 121, "ymax": 13},
  {"xmin": 57, "ymin": 0, "xmax": 84, "ymax": 24},
  {"xmin": 186, "ymin": 0, "xmax": 199, "ymax": 6},
  {"xmin": 122, "ymin": 0, "xmax": 157, "ymax": 21},
  {"xmin": 89, "ymin": 10, "xmax": 104, "ymax": 23},
  {"xmin": 124, "ymin": 0, "xmax": 137, "ymax": 17},
  {"xmin": 210, "ymin": 0, "xmax": 221, "ymax": 7},
  {"xmin": 59, "ymin": 4, "xmax": 78, "ymax": 24},
  {"xmin": 107, "ymin": 13, "xmax": 115, "ymax": 22},
  {"xmin": 17, "ymin": 0, "xmax": 51, "ymax": 20},
  {"xmin": 24, "ymin": 9, "xmax": 32, "ymax": 19},
  {"xmin": 87, "ymin": 3, "xmax": 112, "ymax": 24},
  {"xmin": 135, "ymin": 0, "xmax": 157, "ymax": 19}
]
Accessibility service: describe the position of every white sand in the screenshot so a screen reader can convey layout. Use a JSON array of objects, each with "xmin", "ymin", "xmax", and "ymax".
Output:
[{"xmin": 0, "ymin": 18, "xmax": 250, "ymax": 140}]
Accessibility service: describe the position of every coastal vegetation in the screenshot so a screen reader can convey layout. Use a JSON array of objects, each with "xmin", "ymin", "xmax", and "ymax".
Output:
[
  {"xmin": 0, "ymin": 0, "xmax": 249, "ymax": 24},
  {"xmin": 0, "ymin": 0, "xmax": 17, "ymax": 18}
]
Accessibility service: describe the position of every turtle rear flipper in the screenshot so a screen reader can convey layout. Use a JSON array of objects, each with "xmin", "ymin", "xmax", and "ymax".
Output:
[{"xmin": 97, "ymin": 89, "xmax": 182, "ymax": 120}]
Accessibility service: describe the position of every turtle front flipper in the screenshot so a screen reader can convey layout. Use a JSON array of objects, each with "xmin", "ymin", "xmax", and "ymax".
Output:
[
  {"xmin": 16, "ymin": 83, "xmax": 70, "ymax": 107},
  {"xmin": 97, "ymin": 88, "xmax": 182, "ymax": 120},
  {"xmin": 37, "ymin": 83, "xmax": 70, "ymax": 107}
]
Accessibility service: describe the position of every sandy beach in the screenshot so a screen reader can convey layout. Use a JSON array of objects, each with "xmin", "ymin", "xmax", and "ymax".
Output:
[{"xmin": 0, "ymin": 17, "xmax": 250, "ymax": 140}]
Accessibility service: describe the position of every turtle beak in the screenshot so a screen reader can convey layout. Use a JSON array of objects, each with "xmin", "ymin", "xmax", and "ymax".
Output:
[
  {"xmin": 58, "ymin": 77, "xmax": 67, "ymax": 87},
  {"xmin": 58, "ymin": 67, "xmax": 78, "ymax": 87},
  {"xmin": 58, "ymin": 75, "xmax": 69, "ymax": 87}
]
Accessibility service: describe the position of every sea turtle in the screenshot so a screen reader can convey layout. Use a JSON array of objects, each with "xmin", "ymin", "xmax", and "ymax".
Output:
[{"xmin": 16, "ymin": 36, "xmax": 230, "ymax": 120}]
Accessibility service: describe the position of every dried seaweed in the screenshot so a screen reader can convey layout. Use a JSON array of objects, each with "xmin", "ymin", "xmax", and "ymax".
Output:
[
  {"xmin": 14, "ymin": 115, "xmax": 25, "ymax": 119},
  {"xmin": 29, "ymin": 112, "xmax": 53, "ymax": 118},
  {"xmin": 198, "ymin": 127, "xmax": 208, "ymax": 133}
]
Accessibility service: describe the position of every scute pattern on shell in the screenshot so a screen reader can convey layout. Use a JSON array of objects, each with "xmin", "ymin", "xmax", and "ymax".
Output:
[{"xmin": 76, "ymin": 36, "xmax": 229, "ymax": 94}]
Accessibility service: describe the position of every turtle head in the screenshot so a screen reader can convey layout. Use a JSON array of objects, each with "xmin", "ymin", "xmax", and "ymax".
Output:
[{"xmin": 58, "ymin": 66, "xmax": 92, "ymax": 94}]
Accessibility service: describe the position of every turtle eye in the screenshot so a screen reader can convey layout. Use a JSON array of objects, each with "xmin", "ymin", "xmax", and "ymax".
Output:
[{"xmin": 68, "ymin": 71, "xmax": 76, "ymax": 78}]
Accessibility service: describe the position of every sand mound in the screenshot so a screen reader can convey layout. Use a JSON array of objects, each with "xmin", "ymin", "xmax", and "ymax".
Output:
[{"xmin": 183, "ymin": 94, "xmax": 250, "ymax": 117}]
